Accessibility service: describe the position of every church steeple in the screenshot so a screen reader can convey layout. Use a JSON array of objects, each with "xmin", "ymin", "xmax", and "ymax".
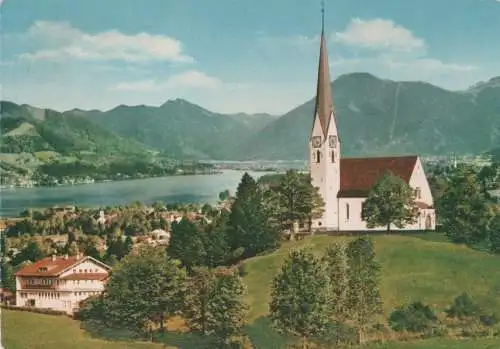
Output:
[{"xmin": 313, "ymin": 1, "xmax": 336, "ymax": 139}]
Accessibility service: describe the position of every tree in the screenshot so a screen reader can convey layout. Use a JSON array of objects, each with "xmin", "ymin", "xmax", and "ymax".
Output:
[
  {"xmin": 218, "ymin": 189, "xmax": 231, "ymax": 201},
  {"xmin": 488, "ymin": 214, "xmax": 500, "ymax": 254},
  {"xmin": 183, "ymin": 267, "xmax": 216, "ymax": 334},
  {"xmin": 67, "ymin": 241, "xmax": 79, "ymax": 256},
  {"xmin": 323, "ymin": 242, "xmax": 349, "ymax": 322},
  {"xmin": 168, "ymin": 218, "xmax": 206, "ymax": 273},
  {"xmin": 1, "ymin": 263, "xmax": 16, "ymax": 292},
  {"xmin": 276, "ymin": 171, "xmax": 325, "ymax": 237},
  {"xmin": 207, "ymin": 268, "xmax": 248, "ymax": 346},
  {"xmin": 228, "ymin": 172, "xmax": 281, "ymax": 259},
  {"xmin": 437, "ymin": 166, "xmax": 494, "ymax": 245},
  {"xmin": 12, "ymin": 241, "xmax": 45, "ymax": 266},
  {"xmin": 100, "ymin": 246, "xmax": 187, "ymax": 334},
  {"xmin": 269, "ymin": 248, "xmax": 331, "ymax": 348},
  {"xmin": 361, "ymin": 173, "xmax": 418, "ymax": 232},
  {"xmin": 203, "ymin": 215, "xmax": 231, "ymax": 268},
  {"xmin": 345, "ymin": 236, "xmax": 383, "ymax": 344},
  {"xmin": 389, "ymin": 302, "xmax": 438, "ymax": 333}
]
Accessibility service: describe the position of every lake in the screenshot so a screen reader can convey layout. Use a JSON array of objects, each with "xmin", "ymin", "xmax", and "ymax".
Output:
[{"xmin": 0, "ymin": 170, "xmax": 265, "ymax": 217}]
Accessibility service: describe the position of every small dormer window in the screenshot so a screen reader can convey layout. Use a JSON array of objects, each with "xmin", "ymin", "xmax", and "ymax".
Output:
[{"xmin": 38, "ymin": 267, "xmax": 48, "ymax": 273}]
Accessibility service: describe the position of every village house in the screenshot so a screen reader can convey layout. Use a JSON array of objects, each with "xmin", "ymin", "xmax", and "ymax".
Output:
[
  {"xmin": 14, "ymin": 253, "xmax": 111, "ymax": 315},
  {"xmin": 309, "ymin": 13, "xmax": 436, "ymax": 232}
]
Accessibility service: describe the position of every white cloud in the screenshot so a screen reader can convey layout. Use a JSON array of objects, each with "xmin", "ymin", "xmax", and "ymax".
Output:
[
  {"xmin": 334, "ymin": 18, "xmax": 426, "ymax": 52},
  {"xmin": 18, "ymin": 21, "xmax": 193, "ymax": 63},
  {"xmin": 110, "ymin": 70, "xmax": 223, "ymax": 92}
]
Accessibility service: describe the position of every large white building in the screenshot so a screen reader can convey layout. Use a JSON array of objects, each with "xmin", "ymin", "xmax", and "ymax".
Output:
[
  {"xmin": 15, "ymin": 253, "xmax": 111, "ymax": 314},
  {"xmin": 309, "ymin": 15, "xmax": 436, "ymax": 232}
]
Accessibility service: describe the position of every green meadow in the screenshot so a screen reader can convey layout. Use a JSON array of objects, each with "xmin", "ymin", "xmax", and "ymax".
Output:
[{"xmin": 3, "ymin": 233, "xmax": 500, "ymax": 349}]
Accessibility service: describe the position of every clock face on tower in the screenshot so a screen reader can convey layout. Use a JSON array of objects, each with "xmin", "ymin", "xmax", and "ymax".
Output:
[
  {"xmin": 328, "ymin": 135, "xmax": 337, "ymax": 148},
  {"xmin": 312, "ymin": 136, "xmax": 322, "ymax": 148}
]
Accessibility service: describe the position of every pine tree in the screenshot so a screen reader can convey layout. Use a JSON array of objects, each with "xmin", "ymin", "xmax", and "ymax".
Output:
[
  {"xmin": 1, "ymin": 263, "xmax": 16, "ymax": 292},
  {"xmin": 345, "ymin": 236, "xmax": 383, "ymax": 344},
  {"xmin": 269, "ymin": 248, "xmax": 331, "ymax": 348},
  {"xmin": 168, "ymin": 218, "xmax": 206, "ymax": 273},
  {"xmin": 228, "ymin": 172, "xmax": 281, "ymax": 259},
  {"xmin": 361, "ymin": 173, "xmax": 418, "ymax": 232}
]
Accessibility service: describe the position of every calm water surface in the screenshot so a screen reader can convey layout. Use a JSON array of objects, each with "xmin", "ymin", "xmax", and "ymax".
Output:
[{"xmin": 0, "ymin": 170, "xmax": 264, "ymax": 217}]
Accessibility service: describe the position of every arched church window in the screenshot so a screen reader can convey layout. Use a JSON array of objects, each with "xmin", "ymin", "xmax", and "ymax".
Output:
[
  {"xmin": 316, "ymin": 150, "xmax": 321, "ymax": 163},
  {"xmin": 346, "ymin": 203, "xmax": 350, "ymax": 220},
  {"xmin": 331, "ymin": 151, "xmax": 335, "ymax": 163}
]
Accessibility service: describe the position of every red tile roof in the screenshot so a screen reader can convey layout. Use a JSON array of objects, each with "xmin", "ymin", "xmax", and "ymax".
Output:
[
  {"xmin": 15, "ymin": 256, "xmax": 82, "ymax": 277},
  {"xmin": 338, "ymin": 156, "xmax": 418, "ymax": 198},
  {"xmin": 59, "ymin": 273, "xmax": 109, "ymax": 281}
]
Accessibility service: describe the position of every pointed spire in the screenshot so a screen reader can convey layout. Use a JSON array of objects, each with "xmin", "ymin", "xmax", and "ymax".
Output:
[{"xmin": 314, "ymin": 0, "xmax": 335, "ymax": 139}]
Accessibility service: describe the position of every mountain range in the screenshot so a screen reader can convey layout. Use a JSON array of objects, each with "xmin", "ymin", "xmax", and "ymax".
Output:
[{"xmin": 2, "ymin": 73, "xmax": 499, "ymax": 163}]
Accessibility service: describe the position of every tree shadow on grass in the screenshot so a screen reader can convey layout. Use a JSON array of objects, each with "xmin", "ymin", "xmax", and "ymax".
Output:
[
  {"xmin": 246, "ymin": 316, "xmax": 295, "ymax": 349},
  {"xmin": 80, "ymin": 320, "xmax": 207, "ymax": 348}
]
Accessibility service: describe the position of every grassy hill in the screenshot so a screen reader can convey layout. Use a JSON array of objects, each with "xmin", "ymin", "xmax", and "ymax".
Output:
[
  {"xmin": 236, "ymin": 73, "xmax": 500, "ymax": 160},
  {"xmin": 0, "ymin": 101, "xmax": 188, "ymax": 185},
  {"xmin": 1, "ymin": 101, "xmax": 150, "ymax": 157},
  {"xmin": 3, "ymin": 233, "xmax": 500, "ymax": 349}
]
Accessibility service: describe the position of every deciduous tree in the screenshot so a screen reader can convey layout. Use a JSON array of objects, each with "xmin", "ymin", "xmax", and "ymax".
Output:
[
  {"xmin": 100, "ymin": 246, "xmax": 187, "ymax": 334},
  {"xmin": 345, "ymin": 236, "xmax": 383, "ymax": 344},
  {"xmin": 361, "ymin": 173, "xmax": 418, "ymax": 232},
  {"xmin": 270, "ymin": 248, "xmax": 331, "ymax": 348},
  {"xmin": 323, "ymin": 241, "xmax": 349, "ymax": 322},
  {"xmin": 437, "ymin": 166, "xmax": 494, "ymax": 245}
]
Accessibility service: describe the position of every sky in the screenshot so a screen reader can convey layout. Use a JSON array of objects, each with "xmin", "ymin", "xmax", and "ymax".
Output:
[{"xmin": 1, "ymin": 0, "xmax": 499, "ymax": 115}]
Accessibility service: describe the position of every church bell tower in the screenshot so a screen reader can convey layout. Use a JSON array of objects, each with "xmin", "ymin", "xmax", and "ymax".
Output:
[{"xmin": 309, "ymin": 3, "xmax": 341, "ymax": 231}]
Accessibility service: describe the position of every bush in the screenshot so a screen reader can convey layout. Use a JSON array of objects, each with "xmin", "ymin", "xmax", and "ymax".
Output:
[
  {"xmin": 389, "ymin": 301, "xmax": 438, "ymax": 333},
  {"xmin": 1, "ymin": 304, "xmax": 67, "ymax": 316},
  {"xmin": 445, "ymin": 292, "xmax": 479, "ymax": 319}
]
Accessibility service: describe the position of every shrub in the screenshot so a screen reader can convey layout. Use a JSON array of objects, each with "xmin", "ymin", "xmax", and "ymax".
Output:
[
  {"xmin": 445, "ymin": 292, "xmax": 479, "ymax": 319},
  {"xmin": 1, "ymin": 304, "xmax": 67, "ymax": 316},
  {"xmin": 389, "ymin": 301, "xmax": 438, "ymax": 333}
]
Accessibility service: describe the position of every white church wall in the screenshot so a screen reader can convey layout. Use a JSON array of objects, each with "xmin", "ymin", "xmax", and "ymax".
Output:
[
  {"xmin": 337, "ymin": 199, "xmax": 436, "ymax": 231},
  {"xmin": 408, "ymin": 157, "xmax": 434, "ymax": 207}
]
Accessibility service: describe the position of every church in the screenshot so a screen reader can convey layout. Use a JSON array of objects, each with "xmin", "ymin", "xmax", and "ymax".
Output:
[{"xmin": 309, "ymin": 14, "xmax": 436, "ymax": 232}]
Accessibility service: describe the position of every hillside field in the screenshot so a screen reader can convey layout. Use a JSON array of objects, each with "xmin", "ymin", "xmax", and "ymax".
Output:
[{"xmin": 3, "ymin": 233, "xmax": 500, "ymax": 349}]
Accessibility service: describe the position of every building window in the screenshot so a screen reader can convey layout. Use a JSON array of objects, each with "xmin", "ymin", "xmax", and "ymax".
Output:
[
  {"xmin": 316, "ymin": 150, "xmax": 321, "ymax": 163},
  {"xmin": 331, "ymin": 151, "xmax": 335, "ymax": 163},
  {"xmin": 414, "ymin": 187, "xmax": 421, "ymax": 199},
  {"xmin": 346, "ymin": 203, "xmax": 350, "ymax": 220}
]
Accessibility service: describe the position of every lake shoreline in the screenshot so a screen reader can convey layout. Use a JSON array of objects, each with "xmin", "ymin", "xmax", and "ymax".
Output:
[{"xmin": 0, "ymin": 170, "xmax": 267, "ymax": 218}]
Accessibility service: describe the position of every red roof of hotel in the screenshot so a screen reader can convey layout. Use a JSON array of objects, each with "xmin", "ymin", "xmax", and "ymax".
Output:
[
  {"xmin": 339, "ymin": 156, "xmax": 418, "ymax": 198},
  {"xmin": 14, "ymin": 255, "xmax": 110, "ymax": 277},
  {"xmin": 15, "ymin": 256, "xmax": 81, "ymax": 277}
]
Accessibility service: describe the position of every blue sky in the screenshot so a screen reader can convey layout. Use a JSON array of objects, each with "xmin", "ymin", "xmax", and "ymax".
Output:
[{"xmin": 1, "ymin": 0, "xmax": 499, "ymax": 114}]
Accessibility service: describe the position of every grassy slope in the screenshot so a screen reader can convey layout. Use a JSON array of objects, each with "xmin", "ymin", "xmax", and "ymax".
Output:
[
  {"xmin": 243, "ymin": 233, "xmax": 500, "ymax": 321},
  {"xmin": 3, "ymin": 233, "xmax": 500, "ymax": 349}
]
